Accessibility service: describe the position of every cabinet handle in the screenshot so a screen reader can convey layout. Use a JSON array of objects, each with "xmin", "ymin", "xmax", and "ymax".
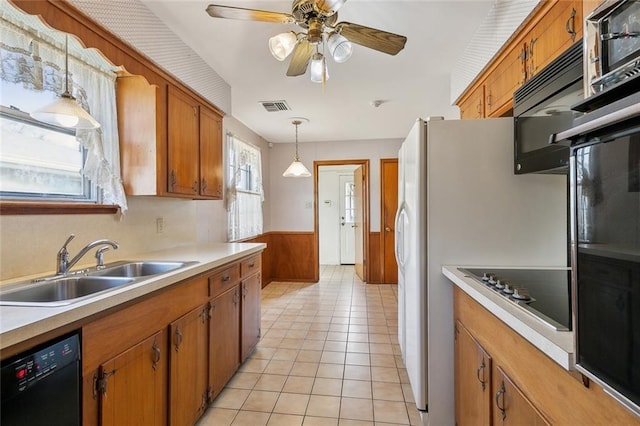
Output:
[
  {"xmin": 174, "ymin": 327, "xmax": 183, "ymax": 352},
  {"xmin": 248, "ymin": 262, "xmax": 255, "ymax": 268},
  {"xmin": 520, "ymin": 46, "xmax": 527, "ymax": 83},
  {"xmin": 495, "ymin": 381, "xmax": 506, "ymax": 420},
  {"xmin": 222, "ymin": 275, "xmax": 230, "ymax": 282},
  {"xmin": 476, "ymin": 358, "xmax": 487, "ymax": 391},
  {"xmin": 192, "ymin": 180, "xmax": 199, "ymax": 193},
  {"xmin": 169, "ymin": 170, "xmax": 177, "ymax": 192},
  {"xmin": 233, "ymin": 288, "xmax": 240, "ymax": 305},
  {"xmin": 566, "ymin": 8, "xmax": 577, "ymax": 41},
  {"xmin": 476, "ymin": 99, "xmax": 482, "ymax": 116},
  {"xmin": 242, "ymin": 284, "xmax": 248, "ymax": 298},
  {"xmin": 528, "ymin": 37, "xmax": 537, "ymax": 77},
  {"xmin": 486, "ymin": 91, "xmax": 492, "ymax": 109},
  {"xmin": 201, "ymin": 178, "xmax": 208, "ymax": 193},
  {"xmin": 152, "ymin": 341, "xmax": 161, "ymax": 370}
]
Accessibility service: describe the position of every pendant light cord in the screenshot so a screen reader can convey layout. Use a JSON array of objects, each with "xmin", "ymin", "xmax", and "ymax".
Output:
[{"xmin": 64, "ymin": 35, "xmax": 71, "ymax": 95}]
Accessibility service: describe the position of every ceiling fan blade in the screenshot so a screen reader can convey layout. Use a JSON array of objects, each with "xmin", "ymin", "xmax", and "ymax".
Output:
[
  {"xmin": 205, "ymin": 4, "xmax": 295, "ymax": 24},
  {"xmin": 336, "ymin": 22, "xmax": 407, "ymax": 55},
  {"xmin": 286, "ymin": 40, "xmax": 315, "ymax": 76},
  {"xmin": 314, "ymin": 0, "xmax": 347, "ymax": 16}
]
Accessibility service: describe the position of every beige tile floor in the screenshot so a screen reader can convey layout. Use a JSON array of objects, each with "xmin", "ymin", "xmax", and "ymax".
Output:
[{"xmin": 197, "ymin": 265, "xmax": 422, "ymax": 426}]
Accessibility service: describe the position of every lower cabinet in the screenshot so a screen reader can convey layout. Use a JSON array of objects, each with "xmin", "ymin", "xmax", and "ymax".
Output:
[
  {"xmin": 455, "ymin": 319, "xmax": 549, "ymax": 426},
  {"xmin": 241, "ymin": 272, "xmax": 261, "ymax": 361},
  {"xmin": 170, "ymin": 305, "xmax": 210, "ymax": 426},
  {"xmin": 81, "ymin": 252, "xmax": 263, "ymax": 426},
  {"xmin": 454, "ymin": 320, "xmax": 491, "ymax": 426},
  {"xmin": 493, "ymin": 366, "xmax": 549, "ymax": 426},
  {"xmin": 209, "ymin": 286, "xmax": 240, "ymax": 399},
  {"xmin": 98, "ymin": 330, "xmax": 167, "ymax": 426}
]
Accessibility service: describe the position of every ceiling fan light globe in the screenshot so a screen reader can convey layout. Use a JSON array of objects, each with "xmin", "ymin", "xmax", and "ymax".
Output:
[
  {"xmin": 269, "ymin": 31, "xmax": 297, "ymax": 61},
  {"xmin": 310, "ymin": 53, "xmax": 329, "ymax": 83},
  {"xmin": 327, "ymin": 32, "xmax": 352, "ymax": 63}
]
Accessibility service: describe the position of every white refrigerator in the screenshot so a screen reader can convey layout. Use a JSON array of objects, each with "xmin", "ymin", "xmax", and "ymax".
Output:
[{"xmin": 395, "ymin": 117, "xmax": 568, "ymax": 425}]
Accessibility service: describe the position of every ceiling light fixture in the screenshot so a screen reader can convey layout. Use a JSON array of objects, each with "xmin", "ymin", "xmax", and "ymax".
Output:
[
  {"xmin": 269, "ymin": 31, "xmax": 298, "ymax": 61},
  {"xmin": 30, "ymin": 35, "xmax": 100, "ymax": 129},
  {"xmin": 282, "ymin": 119, "xmax": 311, "ymax": 178}
]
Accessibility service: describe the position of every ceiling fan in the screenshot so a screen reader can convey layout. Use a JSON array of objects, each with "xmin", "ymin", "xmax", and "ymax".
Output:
[{"xmin": 205, "ymin": 0, "xmax": 407, "ymax": 82}]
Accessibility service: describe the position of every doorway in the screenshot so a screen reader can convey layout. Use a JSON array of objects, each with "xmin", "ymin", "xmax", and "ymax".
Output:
[{"xmin": 314, "ymin": 160, "xmax": 369, "ymax": 282}]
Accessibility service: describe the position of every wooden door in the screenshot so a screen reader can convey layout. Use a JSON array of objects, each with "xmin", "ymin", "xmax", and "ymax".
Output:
[
  {"xmin": 199, "ymin": 105, "xmax": 223, "ymax": 199},
  {"xmin": 167, "ymin": 85, "xmax": 200, "ymax": 196},
  {"xmin": 493, "ymin": 366, "xmax": 550, "ymax": 426},
  {"xmin": 527, "ymin": 1, "xmax": 582, "ymax": 79},
  {"xmin": 459, "ymin": 84, "xmax": 485, "ymax": 119},
  {"xmin": 209, "ymin": 286, "xmax": 240, "ymax": 399},
  {"xmin": 241, "ymin": 273, "xmax": 261, "ymax": 361},
  {"xmin": 380, "ymin": 159, "xmax": 398, "ymax": 284},
  {"xmin": 353, "ymin": 165, "xmax": 365, "ymax": 281},
  {"xmin": 99, "ymin": 330, "xmax": 166, "ymax": 426},
  {"xmin": 170, "ymin": 305, "xmax": 209, "ymax": 426},
  {"xmin": 485, "ymin": 43, "xmax": 526, "ymax": 117},
  {"xmin": 455, "ymin": 321, "xmax": 491, "ymax": 426}
]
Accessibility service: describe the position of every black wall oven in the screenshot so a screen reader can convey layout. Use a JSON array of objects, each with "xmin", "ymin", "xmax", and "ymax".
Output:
[{"xmin": 560, "ymin": 92, "xmax": 640, "ymax": 417}]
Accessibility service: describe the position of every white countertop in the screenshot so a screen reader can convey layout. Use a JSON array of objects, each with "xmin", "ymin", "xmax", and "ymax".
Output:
[
  {"xmin": 0, "ymin": 242, "xmax": 265, "ymax": 351},
  {"xmin": 442, "ymin": 265, "xmax": 575, "ymax": 370}
]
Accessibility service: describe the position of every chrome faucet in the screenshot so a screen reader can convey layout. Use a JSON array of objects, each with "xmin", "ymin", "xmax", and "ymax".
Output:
[{"xmin": 56, "ymin": 234, "xmax": 119, "ymax": 275}]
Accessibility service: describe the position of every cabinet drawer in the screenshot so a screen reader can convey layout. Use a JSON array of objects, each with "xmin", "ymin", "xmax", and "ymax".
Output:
[
  {"xmin": 241, "ymin": 255, "xmax": 261, "ymax": 278},
  {"xmin": 209, "ymin": 264, "xmax": 240, "ymax": 297}
]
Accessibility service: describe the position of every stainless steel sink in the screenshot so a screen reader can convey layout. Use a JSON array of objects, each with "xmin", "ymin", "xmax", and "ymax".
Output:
[
  {"xmin": 96, "ymin": 261, "xmax": 188, "ymax": 278},
  {"xmin": 0, "ymin": 276, "xmax": 134, "ymax": 307}
]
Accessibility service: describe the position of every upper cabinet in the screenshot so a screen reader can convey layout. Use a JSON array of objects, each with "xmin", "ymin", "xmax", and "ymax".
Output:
[
  {"xmin": 458, "ymin": 0, "xmax": 586, "ymax": 119},
  {"xmin": 117, "ymin": 77, "xmax": 224, "ymax": 200}
]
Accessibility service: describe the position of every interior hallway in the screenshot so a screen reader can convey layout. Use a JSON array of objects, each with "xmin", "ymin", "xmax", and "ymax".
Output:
[{"xmin": 197, "ymin": 265, "xmax": 421, "ymax": 425}]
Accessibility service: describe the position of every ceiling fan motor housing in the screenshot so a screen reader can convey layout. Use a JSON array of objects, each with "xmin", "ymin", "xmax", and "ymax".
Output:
[{"xmin": 292, "ymin": 0, "xmax": 338, "ymax": 29}]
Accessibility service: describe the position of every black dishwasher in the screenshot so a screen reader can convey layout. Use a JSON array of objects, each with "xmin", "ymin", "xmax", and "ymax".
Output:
[{"xmin": 1, "ymin": 332, "xmax": 81, "ymax": 426}]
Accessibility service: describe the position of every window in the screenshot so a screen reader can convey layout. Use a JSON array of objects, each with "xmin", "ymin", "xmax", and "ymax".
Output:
[
  {"xmin": 0, "ymin": 5, "xmax": 127, "ymax": 212},
  {"xmin": 226, "ymin": 134, "xmax": 263, "ymax": 241},
  {"xmin": 0, "ymin": 94, "xmax": 95, "ymax": 201}
]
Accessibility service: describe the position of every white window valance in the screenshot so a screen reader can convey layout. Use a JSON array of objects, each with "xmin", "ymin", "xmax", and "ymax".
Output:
[{"xmin": 0, "ymin": 4, "xmax": 127, "ymax": 212}]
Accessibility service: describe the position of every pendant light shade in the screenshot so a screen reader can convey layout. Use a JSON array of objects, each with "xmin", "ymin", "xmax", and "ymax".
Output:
[
  {"xmin": 30, "ymin": 35, "xmax": 100, "ymax": 129},
  {"xmin": 327, "ymin": 32, "xmax": 352, "ymax": 63},
  {"xmin": 283, "ymin": 119, "xmax": 311, "ymax": 178}
]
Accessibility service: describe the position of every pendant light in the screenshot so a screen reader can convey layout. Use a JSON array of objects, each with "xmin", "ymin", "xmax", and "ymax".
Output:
[
  {"xmin": 283, "ymin": 119, "xmax": 311, "ymax": 178},
  {"xmin": 30, "ymin": 35, "xmax": 100, "ymax": 129}
]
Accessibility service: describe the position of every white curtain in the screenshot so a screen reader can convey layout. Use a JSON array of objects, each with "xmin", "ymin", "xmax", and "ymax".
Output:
[
  {"xmin": 226, "ymin": 133, "xmax": 263, "ymax": 241},
  {"xmin": 0, "ymin": 6, "xmax": 127, "ymax": 212}
]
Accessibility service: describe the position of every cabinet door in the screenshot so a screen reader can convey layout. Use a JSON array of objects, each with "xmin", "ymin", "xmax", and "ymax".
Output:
[
  {"xmin": 459, "ymin": 84, "xmax": 485, "ymax": 119},
  {"xmin": 455, "ymin": 321, "xmax": 491, "ymax": 426},
  {"xmin": 527, "ymin": 1, "xmax": 582, "ymax": 78},
  {"xmin": 209, "ymin": 286, "xmax": 241, "ymax": 399},
  {"xmin": 170, "ymin": 305, "xmax": 209, "ymax": 426},
  {"xmin": 99, "ymin": 330, "xmax": 166, "ymax": 426},
  {"xmin": 241, "ymin": 273, "xmax": 261, "ymax": 361},
  {"xmin": 493, "ymin": 366, "xmax": 550, "ymax": 426},
  {"xmin": 485, "ymin": 43, "xmax": 526, "ymax": 117},
  {"xmin": 199, "ymin": 106, "xmax": 223, "ymax": 199},
  {"xmin": 167, "ymin": 85, "xmax": 200, "ymax": 196}
]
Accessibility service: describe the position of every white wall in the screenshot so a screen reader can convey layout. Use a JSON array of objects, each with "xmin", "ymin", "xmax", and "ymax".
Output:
[{"xmin": 269, "ymin": 138, "xmax": 402, "ymax": 232}]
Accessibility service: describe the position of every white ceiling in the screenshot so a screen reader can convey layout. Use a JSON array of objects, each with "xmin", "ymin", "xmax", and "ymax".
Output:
[{"xmin": 140, "ymin": 0, "xmax": 495, "ymax": 143}]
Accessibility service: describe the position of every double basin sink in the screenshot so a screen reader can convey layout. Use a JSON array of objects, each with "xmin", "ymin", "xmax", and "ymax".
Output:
[{"xmin": 0, "ymin": 261, "xmax": 197, "ymax": 307}]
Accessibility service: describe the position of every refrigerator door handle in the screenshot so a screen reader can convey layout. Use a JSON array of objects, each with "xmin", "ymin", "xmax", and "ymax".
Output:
[{"xmin": 394, "ymin": 202, "xmax": 406, "ymax": 269}]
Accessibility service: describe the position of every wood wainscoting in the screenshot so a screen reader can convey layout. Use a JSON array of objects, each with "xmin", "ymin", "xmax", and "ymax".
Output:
[
  {"xmin": 244, "ymin": 232, "xmax": 315, "ymax": 285},
  {"xmin": 368, "ymin": 232, "xmax": 381, "ymax": 284}
]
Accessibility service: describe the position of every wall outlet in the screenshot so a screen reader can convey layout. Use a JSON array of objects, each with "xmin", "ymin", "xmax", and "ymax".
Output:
[
  {"xmin": 156, "ymin": 217, "xmax": 164, "ymax": 234},
  {"xmin": 305, "ymin": 201, "xmax": 312, "ymax": 209}
]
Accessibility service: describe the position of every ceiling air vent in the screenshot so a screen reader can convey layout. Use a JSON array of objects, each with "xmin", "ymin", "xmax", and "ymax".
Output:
[{"xmin": 260, "ymin": 100, "xmax": 291, "ymax": 112}]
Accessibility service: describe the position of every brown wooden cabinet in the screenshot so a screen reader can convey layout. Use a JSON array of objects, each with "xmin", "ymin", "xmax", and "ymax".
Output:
[
  {"xmin": 241, "ymin": 255, "xmax": 262, "ymax": 361},
  {"xmin": 459, "ymin": 84, "xmax": 485, "ymax": 119},
  {"xmin": 117, "ymin": 76, "xmax": 224, "ymax": 200},
  {"xmin": 98, "ymin": 330, "xmax": 167, "ymax": 426},
  {"xmin": 493, "ymin": 366, "xmax": 550, "ymax": 426},
  {"xmin": 169, "ymin": 305, "xmax": 210, "ymax": 426},
  {"xmin": 454, "ymin": 320, "xmax": 491, "ymax": 426},
  {"xmin": 485, "ymin": 43, "xmax": 527, "ymax": 117},
  {"xmin": 526, "ymin": 0, "xmax": 583, "ymax": 79},
  {"xmin": 209, "ymin": 286, "xmax": 241, "ymax": 399}
]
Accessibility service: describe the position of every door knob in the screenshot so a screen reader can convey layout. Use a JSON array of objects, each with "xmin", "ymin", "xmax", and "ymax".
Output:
[{"xmin": 385, "ymin": 226, "xmax": 391, "ymax": 232}]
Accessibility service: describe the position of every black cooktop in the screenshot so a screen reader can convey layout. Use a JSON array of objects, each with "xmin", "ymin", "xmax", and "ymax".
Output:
[{"xmin": 460, "ymin": 268, "xmax": 572, "ymax": 331}]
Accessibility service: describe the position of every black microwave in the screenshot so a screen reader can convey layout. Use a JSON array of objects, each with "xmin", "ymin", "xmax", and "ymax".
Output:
[{"xmin": 513, "ymin": 41, "xmax": 583, "ymax": 174}]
